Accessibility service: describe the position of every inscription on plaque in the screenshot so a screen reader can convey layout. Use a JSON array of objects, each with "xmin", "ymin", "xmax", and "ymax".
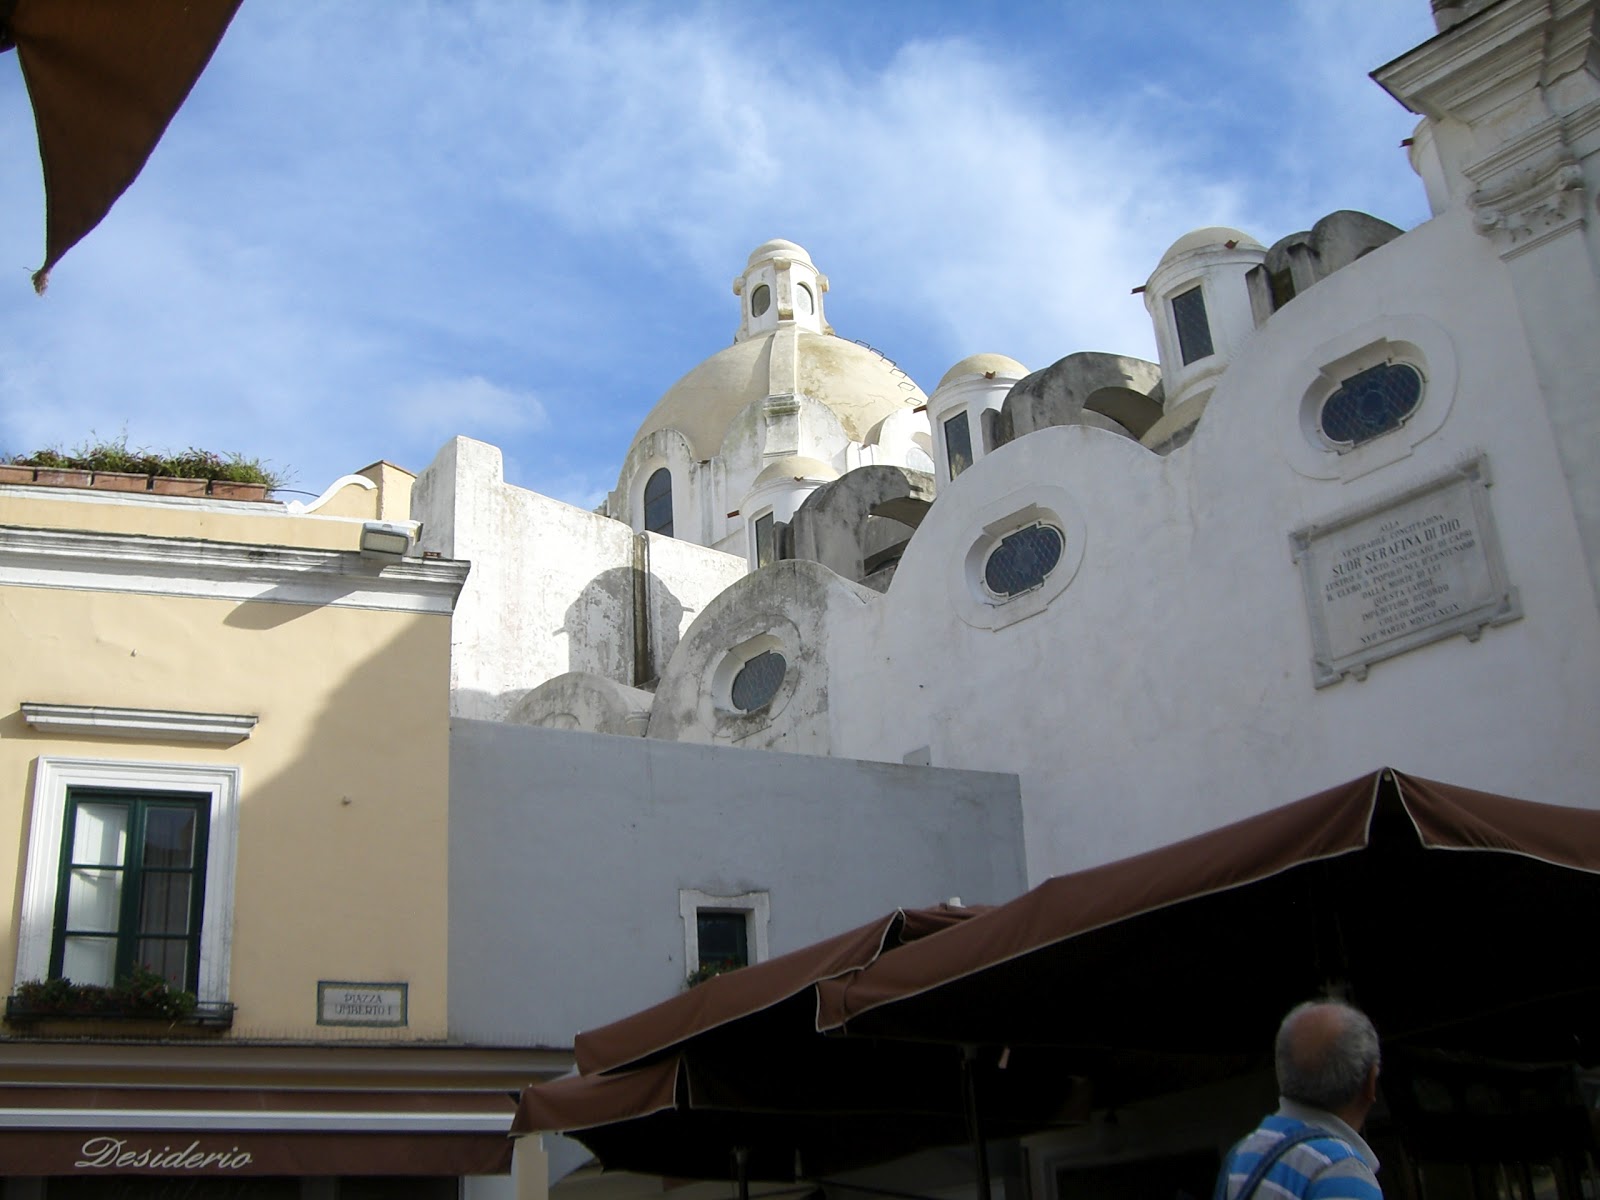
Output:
[
  {"xmin": 317, "ymin": 980, "xmax": 407, "ymax": 1027},
  {"xmin": 1291, "ymin": 456, "xmax": 1519, "ymax": 687}
]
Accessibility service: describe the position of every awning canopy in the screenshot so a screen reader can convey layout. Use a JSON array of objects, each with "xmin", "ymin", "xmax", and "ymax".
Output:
[
  {"xmin": 517, "ymin": 769, "xmax": 1600, "ymax": 1184},
  {"xmin": 815, "ymin": 769, "xmax": 1600, "ymax": 1096},
  {"xmin": 2, "ymin": 0, "xmax": 241, "ymax": 290},
  {"xmin": 576, "ymin": 904, "xmax": 980, "ymax": 1075},
  {"xmin": 517, "ymin": 1038, "xmax": 1091, "ymax": 1180}
]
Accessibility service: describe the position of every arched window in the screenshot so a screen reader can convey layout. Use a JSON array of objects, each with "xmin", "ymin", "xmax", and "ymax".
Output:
[{"xmin": 643, "ymin": 468, "xmax": 673, "ymax": 537}]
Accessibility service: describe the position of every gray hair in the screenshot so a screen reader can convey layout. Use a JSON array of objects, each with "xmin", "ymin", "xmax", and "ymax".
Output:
[{"xmin": 1274, "ymin": 1000, "xmax": 1380, "ymax": 1111}]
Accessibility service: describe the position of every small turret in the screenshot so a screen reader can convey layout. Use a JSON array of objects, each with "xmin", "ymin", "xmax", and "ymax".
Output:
[{"xmin": 732, "ymin": 239, "xmax": 829, "ymax": 342}]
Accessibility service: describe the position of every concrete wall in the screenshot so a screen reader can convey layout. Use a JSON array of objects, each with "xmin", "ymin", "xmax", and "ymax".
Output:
[{"xmin": 447, "ymin": 720, "xmax": 1025, "ymax": 1046}]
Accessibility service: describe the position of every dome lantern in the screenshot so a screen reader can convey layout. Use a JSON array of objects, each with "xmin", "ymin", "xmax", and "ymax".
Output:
[{"xmin": 732, "ymin": 239, "xmax": 829, "ymax": 342}]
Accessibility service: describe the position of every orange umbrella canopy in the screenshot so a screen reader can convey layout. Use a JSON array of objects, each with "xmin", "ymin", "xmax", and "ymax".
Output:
[{"xmin": 2, "ymin": 0, "xmax": 242, "ymax": 290}]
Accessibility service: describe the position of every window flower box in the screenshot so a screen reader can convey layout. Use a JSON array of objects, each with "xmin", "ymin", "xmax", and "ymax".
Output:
[
  {"xmin": 208, "ymin": 480, "xmax": 270, "ymax": 502},
  {"xmin": 34, "ymin": 467, "xmax": 91, "ymax": 488},
  {"xmin": 151, "ymin": 476, "xmax": 209, "ymax": 497},
  {"xmin": 91, "ymin": 470, "xmax": 152, "ymax": 493},
  {"xmin": 3, "ymin": 994, "xmax": 236, "ymax": 1030},
  {"xmin": 0, "ymin": 463, "xmax": 35, "ymax": 485},
  {"xmin": 4, "ymin": 968, "xmax": 232, "ymax": 1030}
]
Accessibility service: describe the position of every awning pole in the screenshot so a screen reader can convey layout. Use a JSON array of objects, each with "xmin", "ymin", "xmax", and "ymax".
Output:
[{"xmin": 960, "ymin": 1047, "xmax": 992, "ymax": 1200}]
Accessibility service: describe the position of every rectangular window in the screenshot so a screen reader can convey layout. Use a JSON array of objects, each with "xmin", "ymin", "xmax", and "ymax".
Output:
[
  {"xmin": 52, "ymin": 788, "xmax": 209, "ymax": 991},
  {"xmin": 695, "ymin": 910, "xmax": 750, "ymax": 970},
  {"xmin": 944, "ymin": 411, "xmax": 974, "ymax": 478},
  {"xmin": 754, "ymin": 511, "xmax": 776, "ymax": 568},
  {"xmin": 679, "ymin": 888, "xmax": 770, "ymax": 978},
  {"xmin": 17, "ymin": 758, "xmax": 239, "ymax": 1005},
  {"xmin": 1171, "ymin": 285, "xmax": 1215, "ymax": 365}
]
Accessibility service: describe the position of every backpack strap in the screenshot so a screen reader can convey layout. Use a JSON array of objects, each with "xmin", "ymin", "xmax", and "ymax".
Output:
[{"xmin": 1215, "ymin": 1125, "xmax": 1338, "ymax": 1200}]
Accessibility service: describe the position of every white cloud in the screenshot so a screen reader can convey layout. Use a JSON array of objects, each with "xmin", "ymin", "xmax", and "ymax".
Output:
[
  {"xmin": 391, "ymin": 375, "xmax": 547, "ymax": 444},
  {"xmin": 0, "ymin": 1, "xmax": 1444, "ymax": 494}
]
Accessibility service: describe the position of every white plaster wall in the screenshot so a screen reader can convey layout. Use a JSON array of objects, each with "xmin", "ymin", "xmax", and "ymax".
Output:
[
  {"xmin": 414, "ymin": 437, "xmax": 638, "ymax": 720},
  {"xmin": 853, "ymin": 407, "xmax": 935, "ymax": 475},
  {"xmin": 641, "ymin": 530, "xmax": 747, "ymax": 680},
  {"xmin": 650, "ymin": 560, "xmax": 878, "ymax": 755},
  {"xmin": 827, "ymin": 210, "xmax": 1600, "ymax": 884}
]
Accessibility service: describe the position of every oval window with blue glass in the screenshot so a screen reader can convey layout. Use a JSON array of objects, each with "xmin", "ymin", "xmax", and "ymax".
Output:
[
  {"xmin": 983, "ymin": 523, "xmax": 1065, "ymax": 599},
  {"xmin": 1320, "ymin": 362, "xmax": 1423, "ymax": 449},
  {"xmin": 730, "ymin": 650, "xmax": 787, "ymax": 712}
]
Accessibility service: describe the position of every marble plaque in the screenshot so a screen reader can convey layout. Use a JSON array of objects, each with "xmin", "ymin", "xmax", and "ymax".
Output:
[
  {"xmin": 317, "ymin": 980, "xmax": 407, "ymax": 1026},
  {"xmin": 1291, "ymin": 456, "xmax": 1519, "ymax": 687}
]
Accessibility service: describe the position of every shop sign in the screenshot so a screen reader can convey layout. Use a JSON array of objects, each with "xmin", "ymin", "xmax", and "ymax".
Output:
[{"xmin": 76, "ymin": 1135, "xmax": 254, "ymax": 1170}]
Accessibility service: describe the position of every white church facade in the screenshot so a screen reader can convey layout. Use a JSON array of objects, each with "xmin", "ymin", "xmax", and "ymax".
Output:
[
  {"xmin": 422, "ymin": 0, "xmax": 1600, "ymax": 1188},
  {"xmin": 417, "ymin": 0, "xmax": 1600, "ymax": 885}
]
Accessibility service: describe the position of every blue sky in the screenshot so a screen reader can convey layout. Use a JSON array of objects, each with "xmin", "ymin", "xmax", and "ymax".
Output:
[{"xmin": 0, "ymin": 2, "xmax": 1437, "ymax": 507}]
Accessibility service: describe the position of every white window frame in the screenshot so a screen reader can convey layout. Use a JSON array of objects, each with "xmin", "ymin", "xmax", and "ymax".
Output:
[
  {"xmin": 678, "ymin": 888, "xmax": 771, "ymax": 974},
  {"xmin": 16, "ymin": 757, "xmax": 241, "ymax": 1003}
]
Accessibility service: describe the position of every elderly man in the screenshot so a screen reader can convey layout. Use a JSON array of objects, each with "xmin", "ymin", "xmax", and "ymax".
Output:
[{"xmin": 1215, "ymin": 1000, "xmax": 1383, "ymax": 1200}]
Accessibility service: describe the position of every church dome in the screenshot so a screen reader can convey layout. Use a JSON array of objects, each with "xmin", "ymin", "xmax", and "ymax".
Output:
[
  {"xmin": 936, "ymin": 353, "xmax": 1028, "ymax": 391},
  {"xmin": 627, "ymin": 240, "xmax": 927, "ymax": 462},
  {"xmin": 747, "ymin": 238, "xmax": 812, "ymax": 267},
  {"xmin": 1156, "ymin": 226, "xmax": 1263, "ymax": 267}
]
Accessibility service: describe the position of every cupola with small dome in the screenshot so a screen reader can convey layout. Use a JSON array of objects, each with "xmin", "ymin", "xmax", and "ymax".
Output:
[
  {"xmin": 1143, "ymin": 225, "xmax": 1266, "ymax": 419},
  {"xmin": 605, "ymin": 240, "xmax": 929, "ymax": 562}
]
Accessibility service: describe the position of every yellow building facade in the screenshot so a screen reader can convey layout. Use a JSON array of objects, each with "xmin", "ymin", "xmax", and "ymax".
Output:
[{"xmin": 0, "ymin": 469, "xmax": 560, "ymax": 1197}]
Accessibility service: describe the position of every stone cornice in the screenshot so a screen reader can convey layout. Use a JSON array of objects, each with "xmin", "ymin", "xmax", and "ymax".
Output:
[
  {"xmin": 20, "ymin": 703, "xmax": 259, "ymax": 744},
  {"xmin": 1373, "ymin": 0, "xmax": 1560, "ymax": 121},
  {"xmin": 0, "ymin": 525, "xmax": 471, "ymax": 614}
]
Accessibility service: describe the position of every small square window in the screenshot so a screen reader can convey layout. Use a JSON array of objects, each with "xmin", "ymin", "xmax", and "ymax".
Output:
[
  {"xmin": 679, "ymin": 888, "xmax": 770, "ymax": 981},
  {"xmin": 695, "ymin": 911, "xmax": 750, "ymax": 970}
]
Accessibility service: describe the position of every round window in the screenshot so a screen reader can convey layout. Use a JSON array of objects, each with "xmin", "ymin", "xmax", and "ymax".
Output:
[
  {"xmin": 795, "ymin": 282, "xmax": 814, "ymax": 315},
  {"xmin": 750, "ymin": 283, "xmax": 772, "ymax": 318},
  {"xmin": 730, "ymin": 650, "xmax": 786, "ymax": 712},
  {"xmin": 983, "ymin": 523, "xmax": 1064, "ymax": 598},
  {"xmin": 1319, "ymin": 362, "xmax": 1422, "ymax": 448}
]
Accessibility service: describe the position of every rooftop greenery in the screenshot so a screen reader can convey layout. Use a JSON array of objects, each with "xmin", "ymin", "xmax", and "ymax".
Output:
[{"xmin": 6, "ymin": 436, "xmax": 285, "ymax": 489}]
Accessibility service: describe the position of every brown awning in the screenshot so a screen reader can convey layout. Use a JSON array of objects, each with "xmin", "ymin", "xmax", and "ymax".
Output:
[
  {"xmin": 529, "ymin": 769, "xmax": 1600, "ymax": 1181},
  {"xmin": 576, "ymin": 904, "xmax": 980, "ymax": 1075},
  {"xmin": 515, "ymin": 1044, "xmax": 1091, "ymax": 1181},
  {"xmin": 3, "ymin": 0, "xmax": 241, "ymax": 290},
  {"xmin": 0, "ymin": 1085, "xmax": 517, "ymax": 1176},
  {"xmin": 812, "ymin": 770, "xmax": 1600, "ymax": 1086}
]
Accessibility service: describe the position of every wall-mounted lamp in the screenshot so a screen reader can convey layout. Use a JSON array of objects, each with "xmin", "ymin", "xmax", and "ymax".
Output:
[{"xmin": 360, "ymin": 521, "xmax": 414, "ymax": 560}]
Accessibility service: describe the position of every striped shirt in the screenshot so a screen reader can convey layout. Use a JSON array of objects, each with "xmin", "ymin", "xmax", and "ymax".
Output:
[{"xmin": 1218, "ymin": 1101, "xmax": 1382, "ymax": 1200}]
